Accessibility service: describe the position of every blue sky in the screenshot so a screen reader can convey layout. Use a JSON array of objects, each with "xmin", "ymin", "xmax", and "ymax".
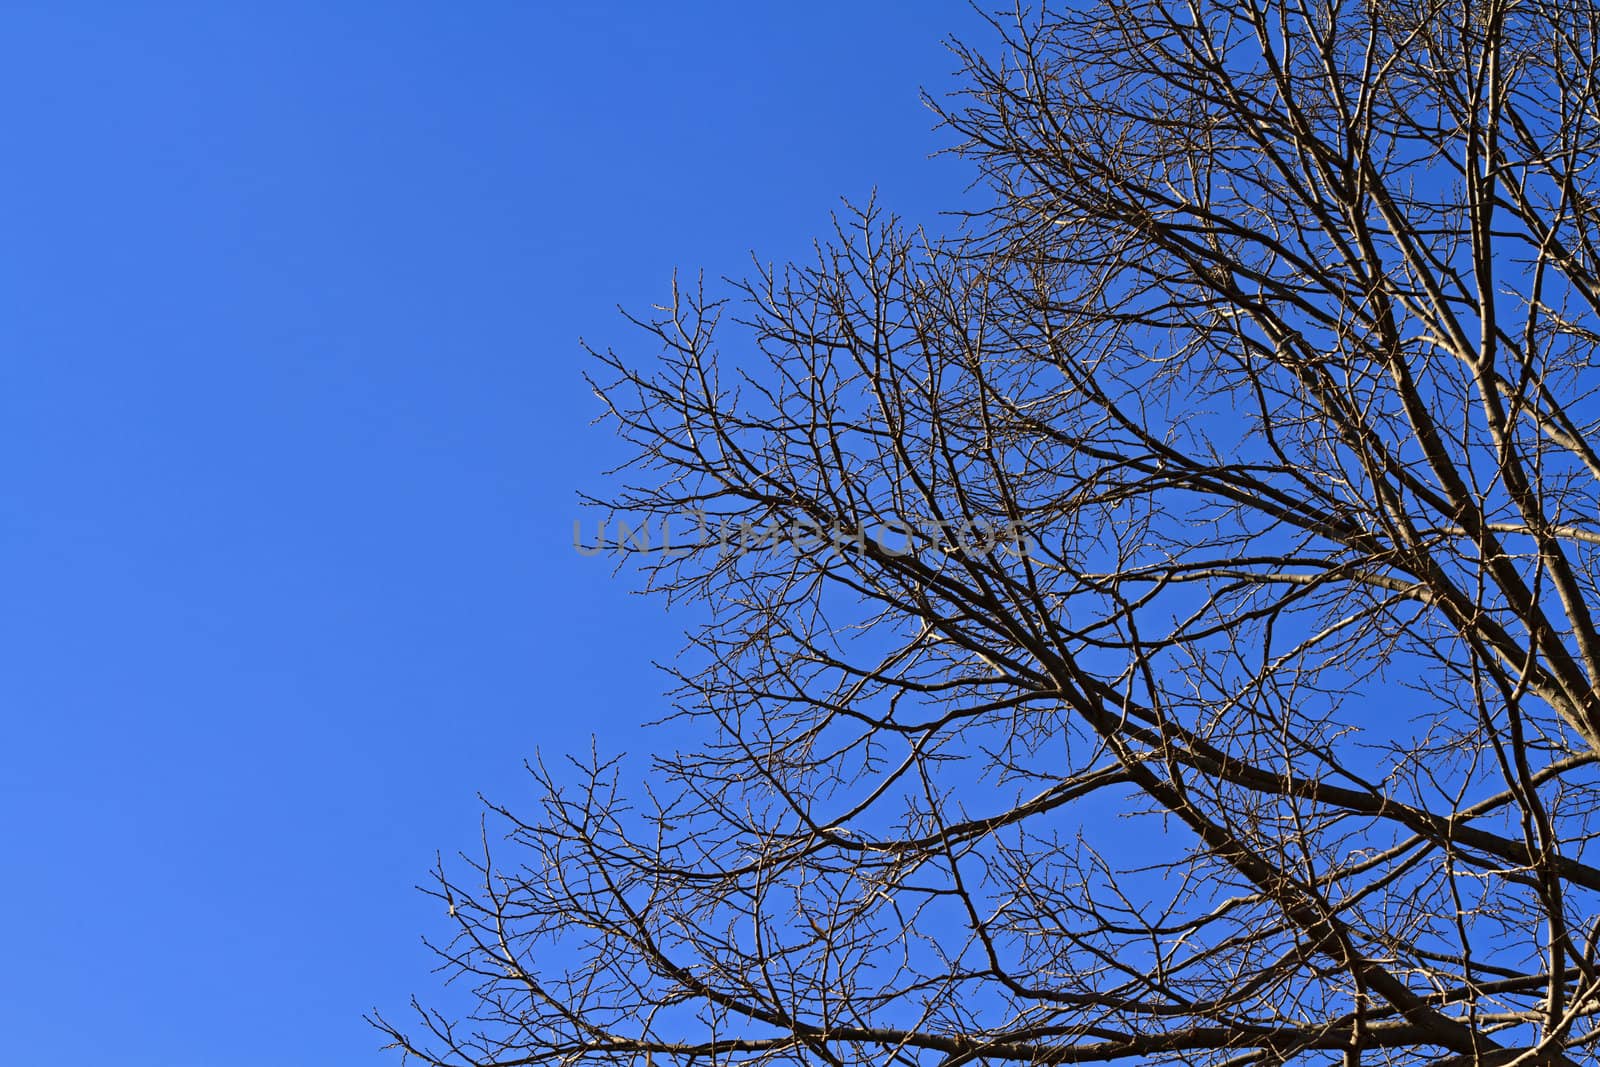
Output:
[{"xmin": 0, "ymin": 5, "xmax": 980, "ymax": 1064}]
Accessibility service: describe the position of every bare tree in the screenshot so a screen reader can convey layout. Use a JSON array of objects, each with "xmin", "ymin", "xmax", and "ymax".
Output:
[{"xmin": 374, "ymin": 0, "xmax": 1600, "ymax": 1063}]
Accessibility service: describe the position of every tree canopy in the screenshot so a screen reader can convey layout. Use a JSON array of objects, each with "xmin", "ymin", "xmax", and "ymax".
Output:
[{"xmin": 377, "ymin": 1, "xmax": 1600, "ymax": 1063}]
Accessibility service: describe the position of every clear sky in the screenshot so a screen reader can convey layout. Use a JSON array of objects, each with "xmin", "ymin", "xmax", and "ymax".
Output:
[{"xmin": 0, "ymin": 5, "xmax": 981, "ymax": 1064}]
